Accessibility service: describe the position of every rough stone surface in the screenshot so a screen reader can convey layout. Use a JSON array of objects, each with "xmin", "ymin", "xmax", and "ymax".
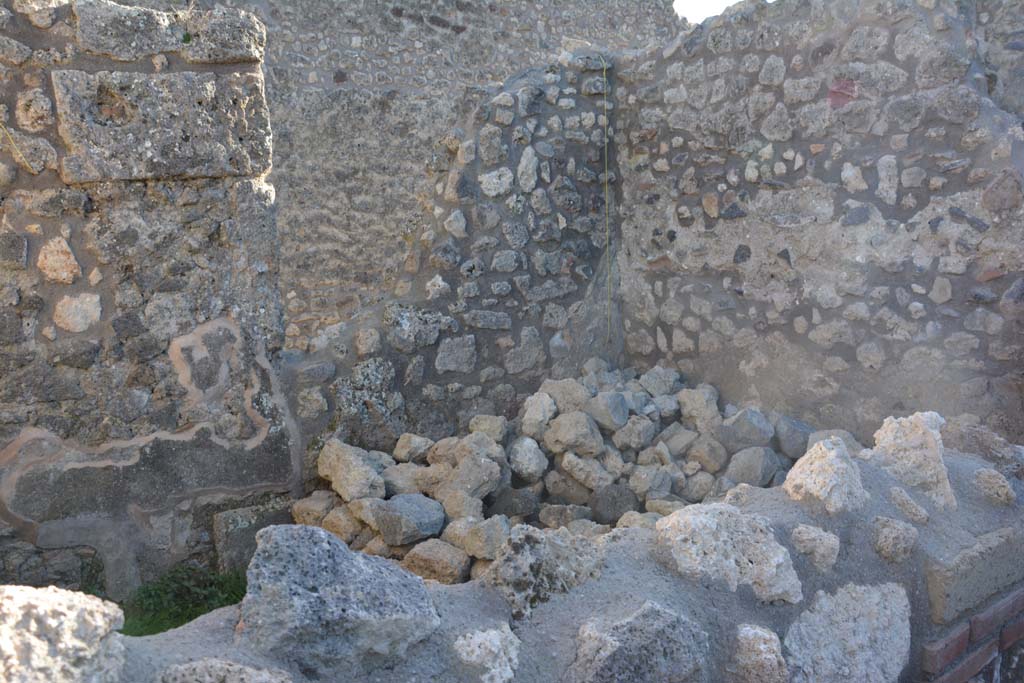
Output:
[
  {"xmin": 790, "ymin": 524, "xmax": 840, "ymax": 572},
  {"xmin": 238, "ymin": 525, "xmax": 439, "ymax": 672},
  {"xmin": 656, "ymin": 504, "xmax": 803, "ymax": 604},
  {"xmin": 732, "ymin": 624, "xmax": 787, "ymax": 683},
  {"xmin": 485, "ymin": 524, "xmax": 602, "ymax": 619},
  {"xmin": 869, "ymin": 412, "xmax": 957, "ymax": 510},
  {"xmin": 565, "ymin": 601, "xmax": 709, "ymax": 683},
  {"xmin": 783, "ymin": 438, "xmax": 869, "ymax": 514},
  {"xmin": 53, "ymin": 293, "xmax": 101, "ymax": 333},
  {"xmin": 723, "ymin": 447, "xmax": 780, "ymax": 487},
  {"xmin": 784, "ymin": 583, "xmax": 911, "ymax": 683},
  {"xmin": 0, "ymin": 585, "xmax": 125, "ymax": 683},
  {"xmin": 453, "ymin": 624, "xmax": 521, "ymax": 683},
  {"xmin": 872, "ymin": 516, "xmax": 918, "ymax": 563},
  {"xmin": 374, "ymin": 493, "xmax": 445, "ymax": 546},
  {"xmin": 716, "ymin": 408, "xmax": 774, "ymax": 454},
  {"xmin": 588, "ymin": 483, "xmax": 640, "ymax": 525},
  {"xmin": 318, "ymin": 439, "xmax": 388, "ymax": 502},
  {"xmin": 508, "ymin": 437, "xmax": 548, "ymax": 484},
  {"xmin": 400, "ymin": 538, "xmax": 471, "ymax": 584},
  {"xmin": 52, "ymin": 70, "xmax": 271, "ymax": 183},
  {"xmin": 543, "ymin": 412, "xmax": 605, "ymax": 457},
  {"xmin": 974, "ymin": 467, "xmax": 1016, "ymax": 505},
  {"xmin": 158, "ymin": 659, "xmax": 292, "ymax": 683}
]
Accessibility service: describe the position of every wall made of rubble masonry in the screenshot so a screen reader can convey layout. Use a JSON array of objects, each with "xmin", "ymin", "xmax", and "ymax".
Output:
[
  {"xmin": 1, "ymin": 3, "xmax": 1023, "ymax": 650},
  {"xmin": 613, "ymin": 0, "xmax": 1024, "ymax": 445}
]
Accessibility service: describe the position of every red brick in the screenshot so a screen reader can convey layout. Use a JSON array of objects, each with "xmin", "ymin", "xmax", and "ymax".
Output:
[
  {"xmin": 922, "ymin": 622, "xmax": 970, "ymax": 674},
  {"xmin": 1004, "ymin": 614, "xmax": 1024, "ymax": 650},
  {"xmin": 971, "ymin": 588, "xmax": 1024, "ymax": 642},
  {"xmin": 928, "ymin": 638, "xmax": 998, "ymax": 683}
]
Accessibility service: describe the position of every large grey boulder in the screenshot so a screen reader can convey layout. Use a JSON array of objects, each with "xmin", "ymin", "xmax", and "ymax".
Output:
[
  {"xmin": 0, "ymin": 585, "xmax": 125, "ymax": 683},
  {"xmin": 566, "ymin": 601, "xmax": 709, "ymax": 683},
  {"xmin": 237, "ymin": 525, "xmax": 440, "ymax": 674},
  {"xmin": 784, "ymin": 583, "xmax": 910, "ymax": 683}
]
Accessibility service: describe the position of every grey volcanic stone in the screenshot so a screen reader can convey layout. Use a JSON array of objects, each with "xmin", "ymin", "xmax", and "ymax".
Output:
[
  {"xmin": 584, "ymin": 391, "xmax": 630, "ymax": 431},
  {"xmin": 723, "ymin": 447, "xmax": 781, "ymax": 487},
  {"xmin": 435, "ymin": 335, "xmax": 477, "ymax": 373},
  {"xmin": 772, "ymin": 413, "xmax": 815, "ymax": 460},
  {"xmin": 716, "ymin": 408, "xmax": 774, "ymax": 454},
  {"xmin": 375, "ymin": 494, "xmax": 445, "ymax": 545},
  {"xmin": 485, "ymin": 525, "xmax": 602, "ymax": 619},
  {"xmin": 509, "ymin": 436, "xmax": 548, "ymax": 483},
  {"xmin": 566, "ymin": 601, "xmax": 709, "ymax": 683},
  {"xmin": 238, "ymin": 525, "xmax": 439, "ymax": 673},
  {"xmin": 612, "ymin": 416, "xmax": 657, "ymax": 451},
  {"xmin": 589, "ymin": 483, "xmax": 640, "ymax": 525}
]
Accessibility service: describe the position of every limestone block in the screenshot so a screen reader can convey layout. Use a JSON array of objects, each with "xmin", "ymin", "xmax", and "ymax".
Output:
[
  {"xmin": 784, "ymin": 583, "xmax": 910, "ymax": 682},
  {"xmin": 656, "ymin": 503, "xmax": 803, "ymax": 604},
  {"xmin": 52, "ymin": 70, "xmax": 271, "ymax": 183}
]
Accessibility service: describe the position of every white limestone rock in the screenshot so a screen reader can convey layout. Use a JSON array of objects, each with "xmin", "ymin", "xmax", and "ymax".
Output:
[
  {"xmin": 159, "ymin": 659, "xmax": 292, "ymax": 683},
  {"xmin": 784, "ymin": 583, "xmax": 910, "ymax": 683},
  {"xmin": 867, "ymin": 412, "xmax": 957, "ymax": 510},
  {"xmin": 454, "ymin": 623, "xmax": 521, "ymax": 683},
  {"xmin": 782, "ymin": 437, "xmax": 868, "ymax": 514},
  {"xmin": 0, "ymin": 585, "xmax": 125, "ymax": 683},
  {"xmin": 656, "ymin": 503, "xmax": 803, "ymax": 604}
]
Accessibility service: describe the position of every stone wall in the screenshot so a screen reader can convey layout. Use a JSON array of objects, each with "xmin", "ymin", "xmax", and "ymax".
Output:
[
  {"xmin": 242, "ymin": 0, "xmax": 682, "ymax": 352},
  {"xmin": 0, "ymin": 0, "xmax": 682, "ymax": 597},
  {"xmin": 0, "ymin": 0, "xmax": 293, "ymax": 598},
  {"xmin": 2, "ymin": 0, "xmax": 1023, "ymax": 609},
  {"xmin": 613, "ymin": 0, "xmax": 1024, "ymax": 443}
]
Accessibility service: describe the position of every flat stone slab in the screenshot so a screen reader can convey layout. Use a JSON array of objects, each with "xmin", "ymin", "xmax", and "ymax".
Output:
[{"xmin": 52, "ymin": 70, "xmax": 271, "ymax": 183}]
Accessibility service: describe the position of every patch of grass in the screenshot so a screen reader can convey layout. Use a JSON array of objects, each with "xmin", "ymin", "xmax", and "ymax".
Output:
[{"xmin": 120, "ymin": 564, "xmax": 246, "ymax": 636}]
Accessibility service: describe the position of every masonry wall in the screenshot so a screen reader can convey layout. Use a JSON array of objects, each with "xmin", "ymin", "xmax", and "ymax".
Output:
[
  {"xmin": 1, "ymin": 0, "xmax": 1022, "ymax": 633},
  {"xmin": 0, "ymin": 0, "xmax": 681, "ymax": 598},
  {"xmin": 0, "ymin": 0, "xmax": 293, "ymax": 597},
  {"xmin": 613, "ymin": 0, "xmax": 1024, "ymax": 444}
]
